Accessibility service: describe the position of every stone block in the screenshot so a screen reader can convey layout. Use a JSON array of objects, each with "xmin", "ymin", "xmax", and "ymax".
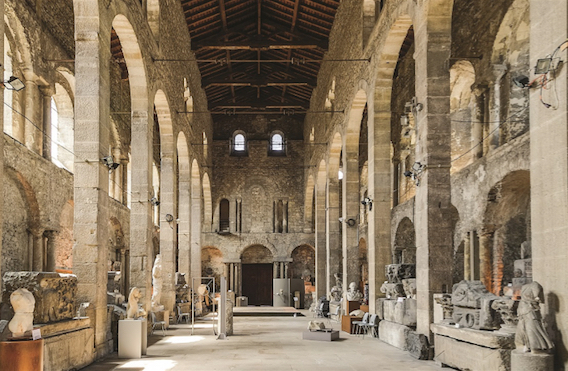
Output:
[
  {"xmin": 431, "ymin": 323, "xmax": 515, "ymax": 349},
  {"xmin": 2, "ymin": 272, "xmax": 77, "ymax": 324},
  {"xmin": 379, "ymin": 298, "xmax": 417, "ymax": 326},
  {"xmin": 302, "ymin": 329, "xmax": 339, "ymax": 341},
  {"xmin": 378, "ymin": 320, "xmax": 411, "ymax": 350},
  {"xmin": 514, "ymin": 259, "xmax": 532, "ymax": 278},
  {"xmin": 433, "ymin": 333, "xmax": 512, "ymax": 371},
  {"xmin": 406, "ymin": 330, "xmax": 430, "ymax": 360},
  {"xmin": 43, "ymin": 327, "xmax": 95, "ymax": 371},
  {"xmin": 510, "ymin": 349, "xmax": 553, "ymax": 371}
]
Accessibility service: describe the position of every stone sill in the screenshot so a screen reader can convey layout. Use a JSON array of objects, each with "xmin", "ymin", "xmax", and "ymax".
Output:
[{"xmin": 35, "ymin": 317, "xmax": 91, "ymax": 338}]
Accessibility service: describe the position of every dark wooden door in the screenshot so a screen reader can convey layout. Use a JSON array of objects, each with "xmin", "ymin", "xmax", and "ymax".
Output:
[{"xmin": 242, "ymin": 264, "xmax": 273, "ymax": 305}]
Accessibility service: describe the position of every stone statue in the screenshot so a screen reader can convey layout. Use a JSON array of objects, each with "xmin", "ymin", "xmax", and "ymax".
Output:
[
  {"xmin": 346, "ymin": 282, "xmax": 363, "ymax": 302},
  {"xmin": 520, "ymin": 241, "xmax": 531, "ymax": 260},
  {"xmin": 151, "ymin": 254, "xmax": 164, "ymax": 312},
  {"xmin": 516, "ymin": 281, "xmax": 554, "ymax": 353},
  {"xmin": 8, "ymin": 288, "xmax": 35, "ymax": 338},
  {"xmin": 329, "ymin": 273, "xmax": 343, "ymax": 302},
  {"xmin": 126, "ymin": 287, "xmax": 145, "ymax": 319}
]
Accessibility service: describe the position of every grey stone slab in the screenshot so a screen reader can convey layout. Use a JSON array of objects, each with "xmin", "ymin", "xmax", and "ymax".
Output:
[
  {"xmin": 302, "ymin": 329, "xmax": 339, "ymax": 341},
  {"xmin": 431, "ymin": 323, "xmax": 515, "ymax": 349},
  {"xmin": 434, "ymin": 333, "xmax": 512, "ymax": 371},
  {"xmin": 379, "ymin": 320, "xmax": 411, "ymax": 350}
]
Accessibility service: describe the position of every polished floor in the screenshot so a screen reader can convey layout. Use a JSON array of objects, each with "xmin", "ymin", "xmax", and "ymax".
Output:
[{"xmin": 83, "ymin": 310, "xmax": 443, "ymax": 371}]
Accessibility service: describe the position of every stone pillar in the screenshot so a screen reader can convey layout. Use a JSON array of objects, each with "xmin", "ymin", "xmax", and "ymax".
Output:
[
  {"xmin": 32, "ymin": 233, "xmax": 43, "ymax": 272},
  {"xmin": 120, "ymin": 157, "xmax": 129, "ymax": 206},
  {"xmin": 0, "ymin": 0, "xmax": 4, "ymax": 294},
  {"xmin": 280, "ymin": 262, "xmax": 285, "ymax": 279},
  {"xmin": 178, "ymin": 164, "xmax": 190, "ymax": 277},
  {"xmin": 41, "ymin": 87, "xmax": 53, "ymax": 161},
  {"xmin": 342, "ymin": 146, "xmax": 361, "ymax": 292},
  {"xmin": 236, "ymin": 263, "xmax": 241, "ymax": 297},
  {"xmin": 368, "ymin": 90, "xmax": 392, "ymax": 312},
  {"xmin": 479, "ymin": 231, "xmax": 493, "ymax": 291},
  {"xmin": 273, "ymin": 262, "xmax": 278, "ymax": 278},
  {"xmin": 488, "ymin": 65, "xmax": 507, "ymax": 151},
  {"xmin": 23, "ymin": 75, "xmax": 42, "ymax": 155},
  {"xmin": 463, "ymin": 232, "xmax": 471, "ymax": 280},
  {"xmin": 413, "ymin": 3, "xmax": 453, "ymax": 337},
  {"xmin": 471, "ymin": 85, "xmax": 487, "ymax": 159},
  {"xmin": 73, "ymin": 4, "xmax": 112, "ymax": 355},
  {"xmin": 112, "ymin": 148, "xmax": 123, "ymax": 202},
  {"xmin": 284, "ymin": 262, "xmax": 289, "ymax": 279},
  {"xmin": 160, "ymin": 150, "xmax": 177, "ymax": 312},
  {"xmin": 283, "ymin": 200, "xmax": 289, "ymax": 233},
  {"xmin": 315, "ymin": 182, "xmax": 327, "ymax": 298},
  {"xmin": 326, "ymin": 180, "xmax": 341, "ymax": 296},
  {"xmin": 529, "ymin": 2, "xmax": 568, "ymax": 359},
  {"xmin": 45, "ymin": 230, "xmax": 58, "ymax": 272},
  {"xmin": 190, "ymin": 172, "xmax": 201, "ymax": 291}
]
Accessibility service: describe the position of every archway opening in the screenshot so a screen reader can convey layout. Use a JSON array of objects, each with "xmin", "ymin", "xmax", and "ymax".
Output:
[{"xmin": 241, "ymin": 245, "xmax": 274, "ymax": 305}]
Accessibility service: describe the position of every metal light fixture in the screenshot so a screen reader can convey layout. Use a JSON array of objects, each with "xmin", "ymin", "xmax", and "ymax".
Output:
[
  {"xmin": 513, "ymin": 75, "xmax": 530, "ymax": 89},
  {"xmin": 165, "ymin": 214, "xmax": 174, "ymax": 223},
  {"xmin": 150, "ymin": 197, "xmax": 160, "ymax": 206},
  {"xmin": 101, "ymin": 156, "xmax": 120, "ymax": 171},
  {"xmin": 361, "ymin": 197, "xmax": 373, "ymax": 211},
  {"xmin": 2, "ymin": 76, "xmax": 25, "ymax": 91},
  {"xmin": 403, "ymin": 162, "xmax": 426, "ymax": 186}
]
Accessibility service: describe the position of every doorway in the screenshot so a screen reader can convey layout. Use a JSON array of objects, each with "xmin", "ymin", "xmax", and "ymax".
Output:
[{"xmin": 242, "ymin": 263, "xmax": 273, "ymax": 305}]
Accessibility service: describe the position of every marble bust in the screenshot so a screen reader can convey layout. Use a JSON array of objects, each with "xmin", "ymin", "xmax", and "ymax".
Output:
[{"xmin": 9, "ymin": 288, "xmax": 35, "ymax": 338}]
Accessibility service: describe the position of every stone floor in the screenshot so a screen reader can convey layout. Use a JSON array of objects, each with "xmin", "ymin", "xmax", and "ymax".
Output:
[{"xmin": 83, "ymin": 310, "xmax": 443, "ymax": 371}]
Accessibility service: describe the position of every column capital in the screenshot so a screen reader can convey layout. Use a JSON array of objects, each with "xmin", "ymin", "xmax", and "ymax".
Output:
[{"xmin": 492, "ymin": 64, "xmax": 508, "ymax": 80}]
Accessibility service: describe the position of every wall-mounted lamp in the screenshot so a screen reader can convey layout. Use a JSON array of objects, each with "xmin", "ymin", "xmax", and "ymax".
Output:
[
  {"xmin": 339, "ymin": 217, "xmax": 356, "ymax": 227},
  {"xmin": 2, "ymin": 76, "xmax": 25, "ymax": 91},
  {"xmin": 165, "ymin": 214, "xmax": 174, "ymax": 223},
  {"xmin": 361, "ymin": 197, "xmax": 373, "ymax": 211},
  {"xmin": 101, "ymin": 155, "xmax": 120, "ymax": 171},
  {"xmin": 150, "ymin": 197, "xmax": 160, "ymax": 206},
  {"xmin": 404, "ymin": 97, "xmax": 423, "ymax": 115},
  {"xmin": 403, "ymin": 162, "xmax": 426, "ymax": 186}
]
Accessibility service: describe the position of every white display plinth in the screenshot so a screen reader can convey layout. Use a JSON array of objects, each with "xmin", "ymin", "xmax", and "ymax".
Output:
[
  {"xmin": 141, "ymin": 320, "xmax": 147, "ymax": 355},
  {"xmin": 119, "ymin": 319, "xmax": 143, "ymax": 359}
]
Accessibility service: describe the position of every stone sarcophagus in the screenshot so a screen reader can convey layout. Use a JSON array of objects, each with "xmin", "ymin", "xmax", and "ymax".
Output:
[
  {"xmin": 2, "ymin": 272, "xmax": 77, "ymax": 324},
  {"xmin": 451, "ymin": 280, "xmax": 500, "ymax": 330}
]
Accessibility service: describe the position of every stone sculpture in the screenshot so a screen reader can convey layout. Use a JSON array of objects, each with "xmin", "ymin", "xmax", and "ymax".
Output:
[
  {"xmin": 516, "ymin": 281, "xmax": 553, "ymax": 353},
  {"xmin": 126, "ymin": 287, "xmax": 145, "ymax": 319},
  {"xmin": 308, "ymin": 321, "xmax": 326, "ymax": 331},
  {"xmin": 2, "ymin": 272, "xmax": 77, "ymax": 324},
  {"xmin": 491, "ymin": 298, "xmax": 519, "ymax": 333},
  {"xmin": 345, "ymin": 282, "xmax": 363, "ymax": 301},
  {"xmin": 8, "ymin": 288, "xmax": 35, "ymax": 338},
  {"xmin": 329, "ymin": 273, "xmax": 343, "ymax": 302},
  {"xmin": 175, "ymin": 273, "xmax": 190, "ymax": 303},
  {"xmin": 151, "ymin": 254, "xmax": 164, "ymax": 312},
  {"xmin": 385, "ymin": 264, "xmax": 415, "ymax": 283},
  {"xmin": 402, "ymin": 278, "xmax": 416, "ymax": 299},
  {"xmin": 380, "ymin": 282, "xmax": 405, "ymax": 299},
  {"xmin": 434, "ymin": 293, "xmax": 454, "ymax": 324},
  {"xmin": 451, "ymin": 280, "xmax": 500, "ymax": 330}
]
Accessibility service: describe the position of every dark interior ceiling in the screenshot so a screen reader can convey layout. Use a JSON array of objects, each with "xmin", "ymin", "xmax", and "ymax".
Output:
[{"xmin": 181, "ymin": 0, "xmax": 340, "ymax": 115}]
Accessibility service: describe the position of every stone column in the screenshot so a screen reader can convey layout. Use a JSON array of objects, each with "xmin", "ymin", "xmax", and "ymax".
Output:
[
  {"xmin": 280, "ymin": 262, "xmax": 285, "ymax": 279},
  {"xmin": 283, "ymin": 200, "xmax": 289, "ymax": 233},
  {"xmin": 120, "ymin": 156, "xmax": 129, "ymax": 206},
  {"xmin": 284, "ymin": 262, "xmax": 289, "ymax": 279},
  {"xmin": 32, "ymin": 233, "xmax": 43, "ymax": 272},
  {"xmin": 178, "ymin": 163, "xmax": 191, "ymax": 277},
  {"xmin": 479, "ymin": 231, "xmax": 493, "ymax": 291},
  {"xmin": 530, "ymin": 4, "xmax": 568, "ymax": 367},
  {"xmin": 236, "ymin": 263, "xmax": 242, "ymax": 297},
  {"xmin": 112, "ymin": 148, "xmax": 123, "ymax": 203},
  {"xmin": 488, "ymin": 65, "xmax": 507, "ymax": 151},
  {"xmin": 0, "ymin": 0, "xmax": 4, "ymax": 294},
  {"xmin": 463, "ymin": 232, "xmax": 471, "ymax": 280},
  {"xmin": 342, "ymin": 149, "xmax": 361, "ymax": 292},
  {"xmin": 73, "ymin": 4, "xmax": 112, "ymax": 356},
  {"xmin": 315, "ymin": 182, "xmax": 327, "ymax": 298},
  {"xmin": 273, "ymin": 262, "xmax": 278, "ymax": 278},
  {"xmin": 471, "ymin": 85, "xmax": 487, "ymax": 159},
  {"xmin": 160, "ymin": 150, "xmax": 177, "ymax": 312},
  {"xmin": 368, "ymin": 90, "xmax": 392, "ymax": 312},
  {"xmin": 326, "ymin": 180, "xmax": 341, "ymax": 296},
  {"xmin": 413, "ymin": 3, "xmax": 453, "ymax": 337},
  {"xmin": 41, "ymin": 87, "xmax": 53, "ymax": 161},
  {"xmin": 190, "ymin": 171, "xmax": 201, "ymax": 291},
  {"xmin": 23, "ymin": 75, "xmax": 42, "ymax": 155},
  {"xmin": 45, "ymin": 230, "xmax": 58, "ymax": 272}
]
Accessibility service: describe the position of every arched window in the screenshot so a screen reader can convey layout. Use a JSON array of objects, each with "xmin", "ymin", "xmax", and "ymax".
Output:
[
  {"xmin": 268, "ymin": 131, "xmax": 286, "ymax": 156},
  {"xmin": 231, "ymin": 131, "xmax": 247, "ymax": 155}
]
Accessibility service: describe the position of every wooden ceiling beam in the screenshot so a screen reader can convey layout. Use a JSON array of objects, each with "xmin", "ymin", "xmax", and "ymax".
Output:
[{"xmin": 203, "ymin": 78, "xmax": 316, "ymax": 87}]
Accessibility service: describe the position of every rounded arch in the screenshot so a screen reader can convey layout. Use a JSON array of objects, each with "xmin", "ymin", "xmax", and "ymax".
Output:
[
  {"xmin": 304, "ymin": 174, "xmax": 315, "ymax": 232},
  {"xmin": 345, "ymin": 88, "xmax": 367, "ymax": 153},
  {"xmin": 240, "ymin": 244, "xmax": 274, "ymax": 264},
  {"xmin": 202, "ymin": 172, "xmax": 212, "ymax": 230},
  {"xmin": 52, "ymin": 82, "xmax": 75, "ymax": 172},
  {"xmin": 449, "ymin": 60, "xmax": 476, "ymax": 173},
  {"xmin": 153, "ymin": 90, "xmax": 174, "ymax": 157},
  {"xmin": 328, "ymin": 132, "xmax": 342, "ymax": 179},
  {"xmin": 111, "ymin": 14, "xmax": 148, "ymax": 112},
  {"xmin": 289, "ymin": 244, "xmax": 315, "ymax": 280},
  {"xmin": 394, "ymin": 217, "xmax": 416, "ymax": 264},
  {"xmin": 201, "ymin": 246, "xmax": 223, "ymax": 290}
]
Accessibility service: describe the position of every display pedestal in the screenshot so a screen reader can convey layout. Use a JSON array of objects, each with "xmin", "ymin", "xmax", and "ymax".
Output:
[
  {"xmin": 346, "ymin": 301, "xmax": 360, "ymax": 313},
  {"xmin": 302, "ymin": 329, "xmax": 340, "ymax": 341},
  {"xmin": 511, "ymin": 349, "xmax": 554, "ymax": 371},
  {"xmin": 0, "ymin": 338, "xmax": 44, "ymax": 371},
  {"xmin": 141, "ymin": 320, "xmax": 147, "ymax": 355},
  {"xmin": 341, "ymin": 315, "xmax": 360, "ymax": 334},
  {"xmin": 118, "ymin": 320, "xmax": 143, "ymax": 359}
]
